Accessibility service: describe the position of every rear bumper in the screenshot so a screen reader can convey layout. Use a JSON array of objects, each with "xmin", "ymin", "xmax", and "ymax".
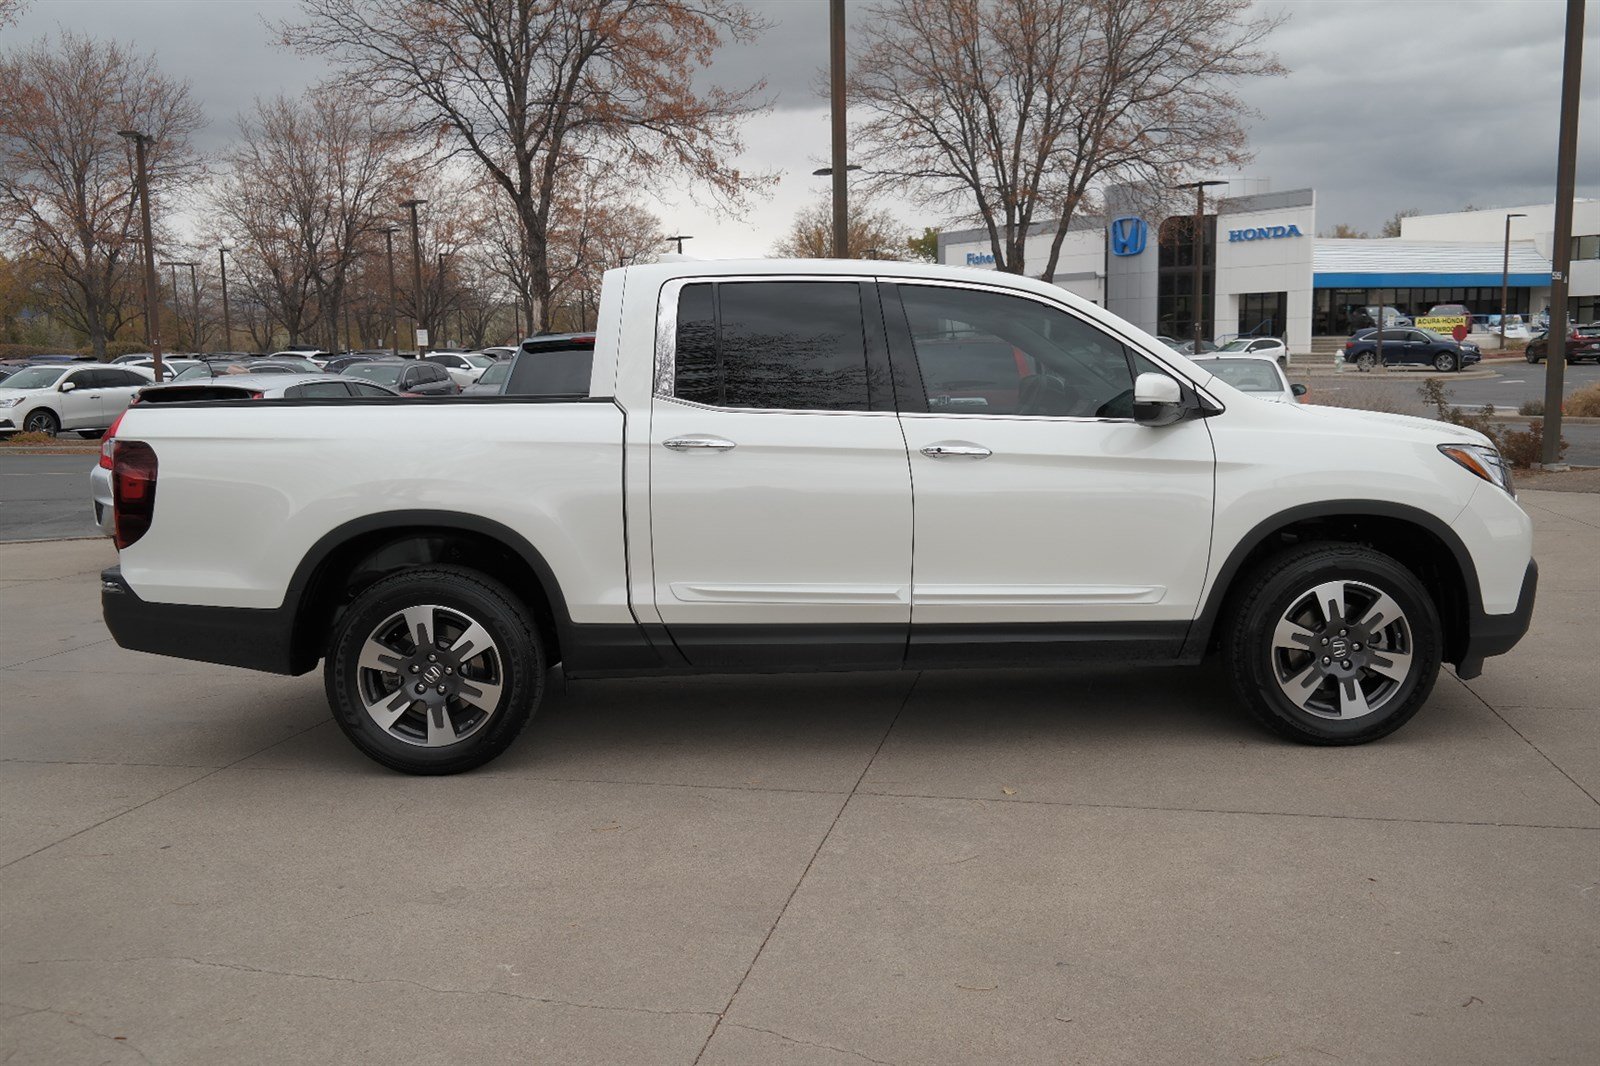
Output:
[
  {"xmin": 101, "ymin": 566, "xmax": 309, "ymax": 675},
  {"xmin": 1455, "ymin": 559, "xmax": 1537, "ymax": 680}
]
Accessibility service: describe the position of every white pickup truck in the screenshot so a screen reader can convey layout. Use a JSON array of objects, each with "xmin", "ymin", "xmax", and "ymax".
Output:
[{"xmin": 99, "ymin": 259, "xmax": 1537, "ymax": 774}]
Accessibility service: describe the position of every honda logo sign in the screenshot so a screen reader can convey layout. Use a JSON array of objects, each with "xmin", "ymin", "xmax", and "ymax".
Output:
[{"xmin": 1109, "ymin": 216, "xmax": 1148, "ymax": 257}]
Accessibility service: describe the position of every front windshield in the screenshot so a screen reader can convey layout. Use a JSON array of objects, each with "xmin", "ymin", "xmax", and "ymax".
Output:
[
  {"xmin": 478, "ymin": 361, "xmax": 510, "ymax": 384},
  {"xmin": 1, "ymin": 366, "xmax": 68, "ymax": 389},
  {"xmin": 1218, "ymin": 339, "xmax": 1253, "ymax": 352},
  {"xmin": 1205, "ymin": 358, "xmax": 1285, "ymax": 393},
  {"xmin": 466, "ymin": 355, "xmax": 495, "ymax": 368},
  {"xmin": 174, "ymin": 364, "xmax": 211, "ymax": 380},
  {"xmin": 347, "ymin": 363, "xmax": 403, "ymax": 385}
]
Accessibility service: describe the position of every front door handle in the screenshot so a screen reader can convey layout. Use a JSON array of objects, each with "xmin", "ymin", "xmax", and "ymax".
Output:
[
  {"xmin": 664, "ymin": 435, "xmax": 737, "ymax": 452},
  {"xmin": 921, "ymin": 442, "xmax": 991, "ymax": 459}
]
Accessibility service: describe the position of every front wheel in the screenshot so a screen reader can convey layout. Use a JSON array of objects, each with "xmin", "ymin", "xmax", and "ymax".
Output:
[
  {"xmin": 325, "ymin": 566, "xmax": 544, "ymax": 774},
  {"xmin": 1526, "ymin": 351, "xmax": 1541, "ymax": 363},
  {"xmin": 1354, "ymin": 352, "xmax": 1377, "ymax": 372},
  {"xmin": 1433, "ymin": 352, "xmax": 1458, "ymax": 372},
  {"xmin": 22, "ymin": 408, "xmax": 59, "ymax": 436},
  {"xmin": 1222, "ymin": 543, "xmax": 1441, "ymax": 745}
]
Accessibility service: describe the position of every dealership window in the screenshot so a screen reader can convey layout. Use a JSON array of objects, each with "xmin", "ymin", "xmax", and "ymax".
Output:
[
  {"xmin": 1571, "ymin": 235, "xmax": 1600, "ymax": 261},
  {"xmin": 1238, "ymin": 292, "xmax": 1287, "ymax": 338},
  {"xmin": 1314, "ymin": 287, "xmax": 1532, "ymax": 335},
  {"xmin": 1156, "ymin": 215, "xmax": 1215, "ymax": 340}
]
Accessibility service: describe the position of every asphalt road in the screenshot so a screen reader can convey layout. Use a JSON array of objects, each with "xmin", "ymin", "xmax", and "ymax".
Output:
[{"xmin": 0, "ymin": 453, "xmax": 100, "ymax": 542}]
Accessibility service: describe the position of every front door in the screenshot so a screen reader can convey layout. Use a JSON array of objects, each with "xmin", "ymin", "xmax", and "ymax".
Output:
[
  {"xmin": 57, "ymin": 368, "xmax": 105, "ymax": 429},
  {"xmin": 884, "ymin": 281, "xmax": 1217, "ymax": 665},
  {"xmin": 648, "ymin": 278, "xmax": 912, "ymax": 669}
]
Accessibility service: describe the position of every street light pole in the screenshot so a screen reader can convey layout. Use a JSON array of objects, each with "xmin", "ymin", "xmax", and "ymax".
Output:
[
  {"xmin": 118, "ymin": 130, "xmax": 162, "ymax": 377},
  {"xmin": 1177, "ymin": 180, "xmax": 1227, "ymax": 352},
  {"xmin": 829, "ymin": 0, "xmax": 848, "ymax": 259},
  {"xmin": 219, "ymin": 241, "xmax": 233, "ymax": 353},
  {"xmin": 1501, "ymin": 212, "xmax": 1527, "ymax": 348},
  {"xmin": 1544, "ymin": 0, "xmax": 1584, "ymax": 468},
  {"xmin": 382, "ymin": 226, "xmax": 400, "ymax": 357},
  {"xmin": 163, "ymin": 262, "xmax": 201, "ymax": 351},
  {"xmin": 400, "ymin": 199, "xmax": 428, "ymax": 355},
  {"xmin": 664, "ymin": 234, "xmax": 694, "ymax": 254}
]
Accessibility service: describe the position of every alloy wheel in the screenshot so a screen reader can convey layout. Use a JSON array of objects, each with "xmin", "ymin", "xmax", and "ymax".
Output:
[
  {"xmin": 1270, "ymin": 579, "xmax": 1413, "ymax": 720},
  {"xmin": 355, "ymin": 603, "xmax": 505, "ymax": 747}
]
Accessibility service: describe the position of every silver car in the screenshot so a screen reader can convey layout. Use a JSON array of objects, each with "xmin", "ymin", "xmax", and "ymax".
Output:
[{"xmin": 90, "ymin": 373, "xmax": 399, "ymax": 535}]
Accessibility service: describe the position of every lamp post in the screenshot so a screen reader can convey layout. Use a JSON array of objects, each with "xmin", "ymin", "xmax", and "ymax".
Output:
[
  {"xmin": 1501, "ymin": 213, "xmax": 1528, "ymax": 348},
  {"xmin": 664, "ymin": 234, "xmax": 694, "ymax": 254},
  {"xmin": 382, "ymin": 226, "xmax": 400, "ymax": 357},
  {"xmin": 1544, "ymin": 0, "xmax": 1584, "ymax": 468},
  {"xmin": 812, "ymin": 165, "xmax": 862, "ymax": 257},
  {"xmin": 118, "ymin": 130, "xmax": 162, "ymax": 377},
  {"xmin": 1176, "ymin": 180, "xmax": 1227, "ymax": 352},
  {"xmin": 219, "ymin": 240, "xmax": 234, "ymax": 353},
  {"xmin": 828, "ymin": 0, "xmax": 848, "ymax": 262},
  {"xmin": 400, "ymin": 199, "xmax": 427, "ymax": 355}
]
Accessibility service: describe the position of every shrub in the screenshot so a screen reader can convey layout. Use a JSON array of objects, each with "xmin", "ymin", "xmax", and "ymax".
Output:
[
  {"xmin": 0, "ymin": 343, "xmax": 73, "ymax": 361},
  {"xmin": 1518, "ymin": 398, "xmax": 1544, "ymax": 416},
  {"xmin": 2, "ymin": 431, "xmax": 59, "ymax": 445},
  {"xmin": 1567, "ymin": 382, "xmax": 1600, "ymax": 418},
  {"xmin": 1419, "ymin": 378, "xmax": 1567, "ymax": 468},
  {"xmin": 98, "ymin": 340, "xmax": 148, "ymax": 360},
  {"xmin": 1310, "ymin": 382, "xmax": 1410, "ymax": 414}
]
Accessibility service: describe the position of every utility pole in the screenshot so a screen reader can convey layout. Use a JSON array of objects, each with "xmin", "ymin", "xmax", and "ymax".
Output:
[
  {"xmin": 1501, "ymin": 212, "xmax": 1527, "ymax": 348},
  {"xmin": 400, "ymin": 199, "xmax": 428, "ymax": 355},
  {"xmin": 1177, "ymin": 180, "xmax": 1226, "ymax": 352},
  {"xmin": 118, "ymin": 130, "xmax": 162, "ymax": 378},
  {"xmin": 829, "ymin": 0, "xmax": 848, "ymax": 259},
  {"xmin": 1544, "ymin": 0, "xmax": 1583, "ymax": 469},
  {"xmin": 219, "ymin": 241, "xmax": 233, "ymax": 353},
  {"xmin": 163, "ymin": 262, "xmax": 200, "ymax": 352},
  {"xmin": 382, "ymin": 226, "xmax": 400, "ymax": 357}
]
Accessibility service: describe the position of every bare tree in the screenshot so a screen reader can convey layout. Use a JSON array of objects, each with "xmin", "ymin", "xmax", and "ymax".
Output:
[
  {"xmin": 0, "ymin": 0, "xmax": 28, "ymax": 27},
  {"xmin": 1381, "ymin": 209, "xmax": 1419, "ymax": 239},
  {"xmin": 280, "ymin": 0, "xmax": 769, "ymax": 330},
  {"xmin": 773, "ymin": 195, "xmax": 908, "ymax": 259},
  {"xmin": 0, "ymin": 33, "xmax": 204, "ymax": 357},
  {"xmin": 211, "ymin": 87, "xmax": 419, "ymax": 348},
  {"xmin": 851, "ymin": 0, "xmax": 1285, "ymax": 280}
]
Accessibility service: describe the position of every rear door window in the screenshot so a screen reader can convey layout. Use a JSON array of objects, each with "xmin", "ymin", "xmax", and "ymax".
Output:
[
  {"xmin": 290, "ymin": 381, "xmax": 354, "ymax": 398},
  {"xmin": 671, "ymin": 281, "xmax": 870, "ymax": 411}
]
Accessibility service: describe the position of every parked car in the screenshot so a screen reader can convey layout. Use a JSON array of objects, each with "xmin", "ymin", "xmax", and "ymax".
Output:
[
  {"xmin": 1216, "ymin": 336, "xmax": 1290, "ymax": 367},
  {"xmin": 270, "ymin": 347, "xmax": 330, "ymax": 366},
  {"xmin": 323, "ymin": 352, "xmax": 400, "ymax": 374},
  {"xmin": 342, "ymin": 359, "xmax": 459, "ymax": 396},
  {"xmin": 174, "ymin": 359, "xmax": 314, "ymax": 381},
  {"xmin": 122, "ymin": 357, "xmax": 200, "ymax": 381},
  {"xmin": 424, "ymin": 351, "xmax": 496, "ymax": 387},
  {"xmin": 1345, "ymin": 328, "xmax": 1481, "ymax": 372},
  {"xmin": 0, "ymin": 362, "xmax": 151, "ymax": 437},
  {"xmin": 251, "ymin": 355, "xmax": 324, "ymax": 373},
  {"xmin": 1174, "ymin": 338, "xmax": 1219, "ymax": 355},
  {"xmin": 478, "ymin": 346, "xmax": 517, "ymax": 361},
  {"xmin": 1189, "ymin": 355, "xmax": 1306, "ymax": 404},
  {"xmin": 110, "ymin": 353, "xmax": 156, "ymax": 365},
  {"xmin": 1524, "ymin": 326, "xmax": 1600, "ymax": 364},
  {"xmin": 99, "ymin": 259, "xmax": 1536, "ymax": 773},
  {"xmin": 461, "ymin": 360, "xmax": 511, "ymax": 396}
]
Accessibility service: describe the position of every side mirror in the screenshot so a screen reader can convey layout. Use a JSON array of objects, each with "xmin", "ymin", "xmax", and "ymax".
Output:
[
  {"xmin": 1291, "ymin": 383, "xmax": 1309, "ymax": 398},
  {"xmin": 58, "ymin": 380, "xmax": 76, "ymax": 393},
  {"xmin": 1132, "ymin": 372, "xmax": 1184, "ymax": 426}
]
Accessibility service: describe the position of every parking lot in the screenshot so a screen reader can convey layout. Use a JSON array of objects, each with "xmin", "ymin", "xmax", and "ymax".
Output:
[{"xmin": 0, "ymin": 493, "xmax": 1596, "ymax": 1064}]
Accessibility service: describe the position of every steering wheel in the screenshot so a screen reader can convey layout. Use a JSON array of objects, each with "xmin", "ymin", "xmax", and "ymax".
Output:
[{"xmin": 1017, "ymin": 373, "xmax": 1079, "ymax": 416}]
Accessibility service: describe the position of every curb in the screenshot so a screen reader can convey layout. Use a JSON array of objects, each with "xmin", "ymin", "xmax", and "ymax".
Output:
[
  {"xmin": 1299, "ymin": 368, "xmax": 1499, "ymax": 382},
  {"xmin": 1492, "ymin": 413, "xmax": 1600, "ymax": 426}
]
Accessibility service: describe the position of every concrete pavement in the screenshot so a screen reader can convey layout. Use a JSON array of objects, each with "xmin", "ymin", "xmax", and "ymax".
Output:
[
  {"xmin": 1, "ymin": 503, "xmax": 1597, "ymax": 1064},
  {"xmin": 0, "ymin": 453, "xmax": 100, "ymax": 542}
]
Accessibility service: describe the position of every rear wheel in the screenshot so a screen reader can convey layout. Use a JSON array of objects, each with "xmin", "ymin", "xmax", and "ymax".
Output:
[
  {"xmin": 1526, "ymin": 352, "xmax": 1540, "ymax": 363},
  {"xmin": 324, "ymin": 566, "xmax": 544, "ymax": 774},
  {"xmin": 21, "ymin": 408, "xmax": 59, "ymax": 436},
  {"xmin": 1223, "ymin": 543, "xmax": 1441, "ymax": 745},
  {"xmin": 1433, "ymin": 351, "xmax": 1458, "ymax": 372}
]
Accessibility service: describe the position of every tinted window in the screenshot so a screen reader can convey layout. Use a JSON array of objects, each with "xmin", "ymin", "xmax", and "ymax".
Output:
[
  {"xmin": 292, "ymin": 381, "xmax": 353, "ymax": 398},
  {"xmin": 348, "ymin": 381, "xmax": 396, "ymax": 397},
  {"xmin": 104, "ymin": 369, "xmax": 147, "ymax": 387},
  {"xmin": 898, "ymin": 285, "xmax": 1136, "ymax": 418},
  {"xmin": 421, "ymin": 364, "xmax": 449, "ymax": 382},
  {"xmin": 507, "ymin": 349, "xmax": 593, "ymax": 397},
  {"xmin": 346, "ymin": 364, "xmax": 403, "ymax": 385},
  {"xmin": 671, "ymin": 281, "xmax": 869, "ymax": 411}
]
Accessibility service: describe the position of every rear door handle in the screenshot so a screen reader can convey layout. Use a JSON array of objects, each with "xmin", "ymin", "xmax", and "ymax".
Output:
[
  {"xmin": 664, "ymin": 435, "xmax": 737, "ymax": 452},
  {"xmin": 921, "ymin": 442, "xmax": 991, "ymax": 459}
]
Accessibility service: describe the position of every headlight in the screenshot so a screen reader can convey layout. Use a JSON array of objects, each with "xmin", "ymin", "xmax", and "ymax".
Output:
[
  {"xmin": 0, "ymin": 397, "xmax": 23, "ymax": 408},
  {"xmin": 1439, "ymin": 443, "xmax": 1514, "ymax": 495}
]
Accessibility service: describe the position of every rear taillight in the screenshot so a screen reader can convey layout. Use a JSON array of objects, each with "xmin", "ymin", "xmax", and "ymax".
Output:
[
  {"xmin": 250, "ymin": 391, "xmax": 265, "ymax": 399},
  {"xmin": 98, "ymin": 410, "xmax": 128, "ymax": 469},
  {"xmin": 112, "ymin": 441, "xmax": 158, "ymax": 550}
]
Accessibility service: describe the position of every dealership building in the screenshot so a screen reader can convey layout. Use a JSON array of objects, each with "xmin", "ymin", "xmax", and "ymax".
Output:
[{"xmin": 935, "ymin": 180, "xmax": 1563, "ymax": 354}]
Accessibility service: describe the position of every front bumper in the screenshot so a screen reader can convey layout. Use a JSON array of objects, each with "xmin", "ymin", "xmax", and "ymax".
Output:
[{"xmin": 1455, "ymin": 559, "xmax": 1537, "ymax": 680}]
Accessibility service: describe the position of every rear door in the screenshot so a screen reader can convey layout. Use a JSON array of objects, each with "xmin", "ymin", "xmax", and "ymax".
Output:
[
  {"xmin": 647, "ymin": 277, "xmax": 913, "ymax": 668},
  {"xmin": 885, "ymin": 280, "xmax": 1216, "ymax": 665}
]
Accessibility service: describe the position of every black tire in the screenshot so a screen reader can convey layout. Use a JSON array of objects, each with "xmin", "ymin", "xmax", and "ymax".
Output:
[
  {"xmin": 1526, "ymin": 351, "xmax": 1541, "ymax": 363},
  {"xmin": 324, "ymin": 565, "xmax": 544, "ymax": 774},
  {"xmin": 1433, "ymin": 351, "xmax": 1458, "ymax": 373},
  {"xmin": 1355, "ymin": 352, "xmax": 1377, "ymax": 372},
  {"xmin": 21, "ymin": 408, "xmax": 59, "ymax": 436},
  {"xmin": 77, "ymin": 430, "xmax": 103, "ymax": 440},
  {"xmin": 1222, "ymin": 542, "xmax": 1441, "ymax": 745}
]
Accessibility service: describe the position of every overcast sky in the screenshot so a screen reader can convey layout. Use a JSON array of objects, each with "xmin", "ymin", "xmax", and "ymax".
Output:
[{"xmin": 9, "ymin": 0, "xmax": 1600, "ymax": 256}]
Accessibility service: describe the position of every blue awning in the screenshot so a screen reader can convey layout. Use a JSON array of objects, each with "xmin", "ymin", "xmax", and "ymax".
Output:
[{"xmin": 1314, "ymin": 272, "xmax": 1550, "ymax": 289}]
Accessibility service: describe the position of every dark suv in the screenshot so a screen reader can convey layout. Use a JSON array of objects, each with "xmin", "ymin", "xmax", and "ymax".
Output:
[
  {"xmin": 1525, "ymin": 326, "xmax": 1600, "ymax": 364},
  {"xmin": 1344, "ymin": 328, "xmax": 1480, "ymax": 372}
]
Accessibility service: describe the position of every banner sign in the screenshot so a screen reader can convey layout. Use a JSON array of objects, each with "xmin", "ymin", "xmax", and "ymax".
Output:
[{"xmin": 1414, "ymin": 315, "xmax": 1470, "ymax": 335}]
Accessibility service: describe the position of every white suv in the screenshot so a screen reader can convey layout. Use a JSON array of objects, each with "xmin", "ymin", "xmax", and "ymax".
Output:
[{"xmin": 0, "ymin": 363, "xmax": 152, "ymax": 438}]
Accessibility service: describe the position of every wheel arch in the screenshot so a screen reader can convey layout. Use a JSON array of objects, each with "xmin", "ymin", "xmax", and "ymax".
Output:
[
  {"xmin": 1187, "ymin": 501, "xmax": 1480, "ymax": 666},
  {"xmin": 284, "ymin": 510, "xmax": 573, "ymax": 674}
]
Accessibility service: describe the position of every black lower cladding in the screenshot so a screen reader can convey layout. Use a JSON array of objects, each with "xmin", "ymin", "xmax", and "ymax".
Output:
[
  {"xmin": 101, "ymin": 566, "xmax": 306, "ymax": 675},
  {"xmin": 1454, "ymin": 559, "xmax": 1538, "ymax": 680}
]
